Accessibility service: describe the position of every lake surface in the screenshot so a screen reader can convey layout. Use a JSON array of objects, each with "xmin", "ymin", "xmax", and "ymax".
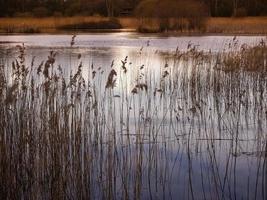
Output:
[
  {"xmin": 1, "ymin": 33, "xmax": 265, "ymax": 85},
  {"xmin": 0, "ymin": 33, "xmax": 265, "ymax": 50},
  {"xmin": 0, "ymin": 33, "xmax": 266, "ymax": 199}
]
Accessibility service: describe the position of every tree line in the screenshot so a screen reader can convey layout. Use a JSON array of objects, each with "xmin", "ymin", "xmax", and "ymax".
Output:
[
  {"xmin": 0, "ymin": 0, "xmax": 266, "ymax": 17},
  {"xmin": 205, "ymin": 0, "xmax": 267, "ymax": 16}
]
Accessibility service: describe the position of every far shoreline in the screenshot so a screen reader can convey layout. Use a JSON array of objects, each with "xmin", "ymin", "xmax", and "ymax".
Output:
[
  {"xmin": 0, "ymin": 16, "xmax": 267, "ymax": 36},
  {"xmin": 1, "ymin": 31, "xmax": 266, "ymax": 37}
]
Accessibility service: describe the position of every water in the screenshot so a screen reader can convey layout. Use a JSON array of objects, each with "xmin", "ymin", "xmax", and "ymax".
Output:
[
  {"xmin": 1, "ymin": 33, "xmax": 265, "ymax": 89},
  {"xmin": 0, "ymin": 33, "xmax": 265, "ymax": 50},
  {"xmin": 0, "ymin": 33, "xmax": 266, "ymax": 199}
]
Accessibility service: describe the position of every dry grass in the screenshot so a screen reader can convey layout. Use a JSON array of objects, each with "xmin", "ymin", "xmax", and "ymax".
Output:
[
  {"xmin": 0, "ymin": 16, "xmax": 267, "ymax": 34},
  {"xmin": 0, "ymin": 16, "xmax": 136, "ymax": 33},
  {"xmin": 206, "ymin": 17, "xmax": 267, "ymax": 34},
  {"xmin": 137, "ymin": 17, "xmax": 205, "ymax": 33}
]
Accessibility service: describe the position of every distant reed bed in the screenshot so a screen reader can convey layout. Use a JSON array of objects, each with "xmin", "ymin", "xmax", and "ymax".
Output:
[{"xmin": 0, "ymin": 17, "xmax": 267, "ymax": 34}]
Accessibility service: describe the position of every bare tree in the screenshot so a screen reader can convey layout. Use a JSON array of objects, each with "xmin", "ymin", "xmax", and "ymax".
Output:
[
  {"xmin": 233, "ymin": 0, "xmax": 238, "ymax": 16},
  {"xmin": 105, "ymin": 0, "xmax": 114, "ymax": 17}
]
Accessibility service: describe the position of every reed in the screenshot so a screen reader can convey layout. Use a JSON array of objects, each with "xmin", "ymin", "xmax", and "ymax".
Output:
[
  {"xmin": 0, "ymin": 37, "xmax": 266, "ymax": 199},
  {"xmin": 0, "ymin": 16, "xmax": 267, "ymax": 34}
]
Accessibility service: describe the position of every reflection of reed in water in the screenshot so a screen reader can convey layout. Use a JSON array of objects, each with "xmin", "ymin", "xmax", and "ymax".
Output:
[{"xmin": 0, "ymin": 37, "xmax": 266, "ymax": 199}]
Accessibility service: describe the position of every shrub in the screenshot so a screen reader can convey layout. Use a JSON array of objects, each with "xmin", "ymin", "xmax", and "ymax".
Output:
[
  {"xmin": 188, "ymin": 17, "xmax": 206, "ymax": 31},
  {"xmin": 13, "ymin": 12, "xmax": 32, "ymax": 17},
  {"xmin": 234, "ymin": 7, "xmax": 247, "ymax": 17},
  {"xmin": 135, "ymin": 0, "xmax": 207, "ymax": 32},
  {"xmin": 57, "ymin": 18, "xmax": 122, "ymax": 30},
  {"xmin": 214, "ymin": 1, "xmax": 233, "ymax": 17},
  {"xmin": 53, "ymin": 11, "xmax": 63, "ymax": 17},
  {"xmin": 32, "ymin": 7, "xmax": 49, "ymax": 17},
  {"xmin": 134, "ymin": 0, "xmax": 157, "ymax": 17},
  {"xmin": 64, "ymin": 2, "xmax": 81, "ymax": 16},
  {"xmin": 20, "ymin": 26, "xmax": 41, "ymax": 33}
]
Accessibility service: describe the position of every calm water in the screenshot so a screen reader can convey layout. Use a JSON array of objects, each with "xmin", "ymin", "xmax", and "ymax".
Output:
[
  {"xmin": 0, "ymin": 33, "xmax": 266, "ymax": 199},
  {"xmin": 1, "ymin": 34, "xmax": 265, "ymax": 86},
  {"xmin": 0, "ymin": 33, "xmax": 265, "ymax": 50}
]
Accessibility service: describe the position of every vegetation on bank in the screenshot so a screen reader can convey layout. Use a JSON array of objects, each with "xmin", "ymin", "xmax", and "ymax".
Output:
[
  {"xmin": 1, "ymin": 0, "xmax": 267, "ymax": 18},
  {"xmin": 0, "ymin": 16, "xmax": 267, "ymax": 34},
  {"xmin": 57, "ymin": 18, "xmax": 122, "ymax": 30},
  {"xmin": 0, "ymin": 17, "xmax": 133, "ymax": 34},
  {"xmin": 135, "ymin": 0, "xmax": 207, "ymax": 32},
  {"xmin": 1, "ymin": 0, "xmax": 267, "ymax": 34}
]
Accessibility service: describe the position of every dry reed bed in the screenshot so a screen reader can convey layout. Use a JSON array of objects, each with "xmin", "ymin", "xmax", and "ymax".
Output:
[
  {"xmin": 0, "ymin": 17, "xmax": 137, "ymax": 33},
  {"xmin": 0, "ymin": 38, "xmax": 266, "ymax": 199},
  {"xmin": 0, "ymin": 16, "xmax": 267, "ymax": 34},
  {"xmin": 206, "ymin": 17, "xmax": 267, "ymax": 34}
]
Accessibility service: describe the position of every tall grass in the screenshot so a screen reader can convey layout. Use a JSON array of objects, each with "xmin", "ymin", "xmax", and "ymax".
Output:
[
  {"xmin": 0, "ymin": 16, "xmax": 134, "ymax": 34},
  {"xmin": 0, "ymin": 37, "xmax": 266, "ymax": 199},
  {"xmin": 206, "ymin": 17, "xmax": 267, "ymax": 34},
  {"xmin": 0, "ymin": 16, "xmax": 267, "ymax": 34}
]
